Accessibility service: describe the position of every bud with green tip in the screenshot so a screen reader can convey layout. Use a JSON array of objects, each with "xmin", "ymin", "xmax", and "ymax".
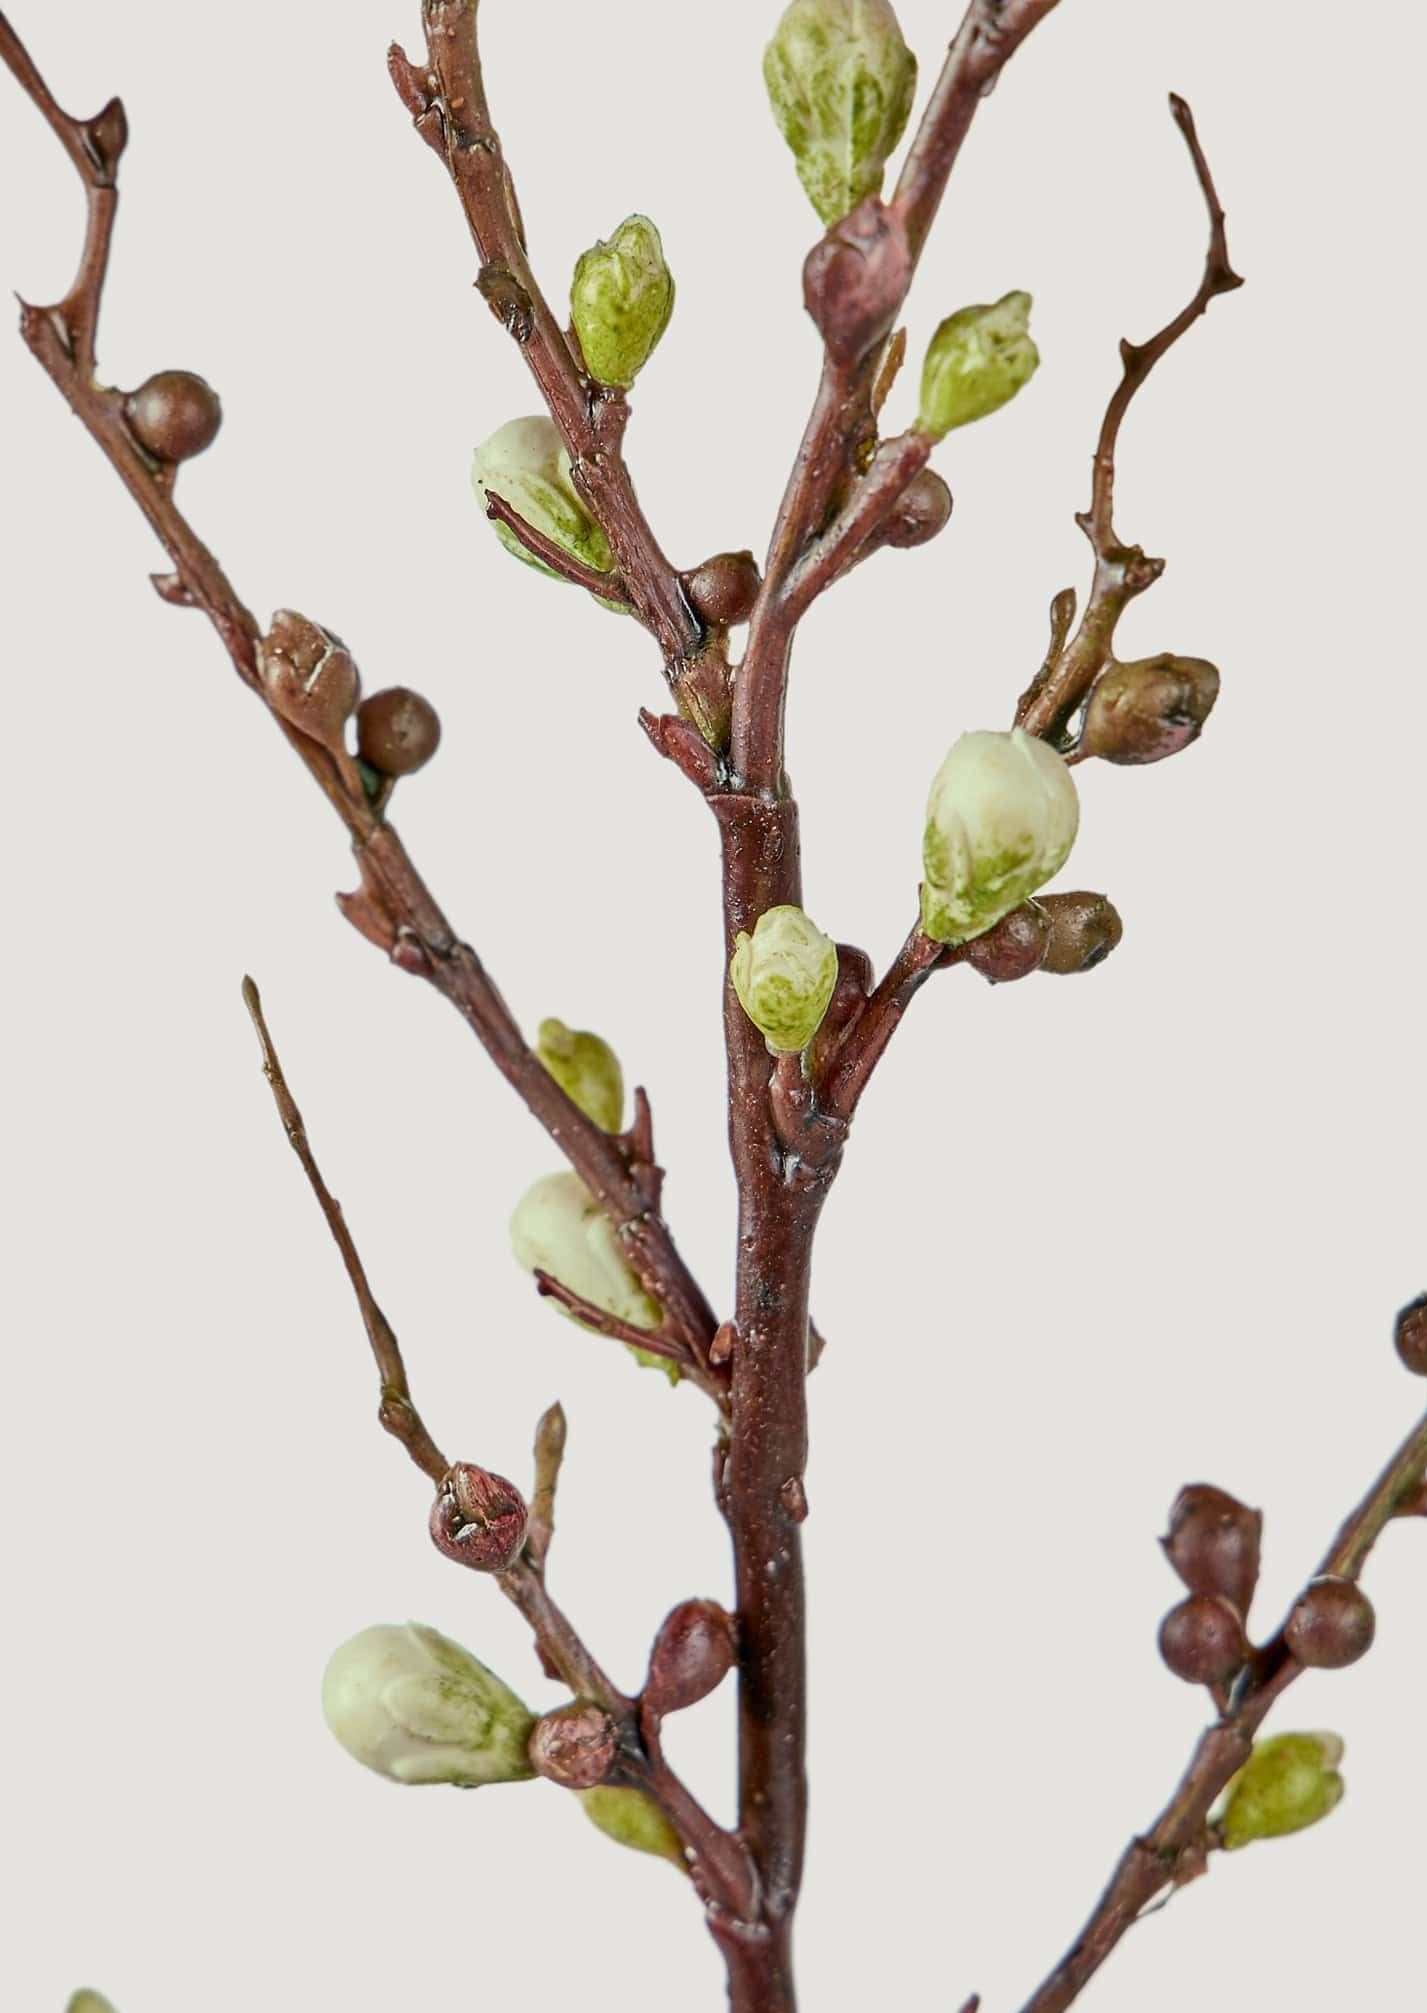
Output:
[
  {"xmin": 730, "ymin": 904, "xmax": 839, "ymax": 1054},
  {"xmin": 536, "ymin": 1019, "xmax": 624, "ymax": 1133},
  {"xmin": 321, "ymin": 1622, "xmax": 536, "ymax": 1787},
  {"xmin": 471, "ymin": 416, "xmax": 616, "ymax": 583},
  {"xmin": 509, "ymin": 1170, "xmax": 676, "ymax": 1380},
  {"xmin": 579, "ymin": 1785, "xmax": 689, "ymax": 1870},
  {"xmin": 763, "ymin": 0, "xmax": 918, "ymax": 228},
  {"xmin": 1218, "ymin": 1732, "xmax": 1346, "ymax": 1849},
  {"xmin": 917, "ymin": 292, "xmax": 1039, "ymax": 439},
  {"xmin": 570, "ymin": 215, "xmax": 674, "ymax": 390},
  {"xmin": 921, "ymin": 728, "xmax": 1079, "ymax": 945}
]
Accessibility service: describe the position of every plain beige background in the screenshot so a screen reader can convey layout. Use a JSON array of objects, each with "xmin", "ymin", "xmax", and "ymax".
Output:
[{"xmin": 1, "ymin": 2, "xmax": 1422, "ymax": 2010}]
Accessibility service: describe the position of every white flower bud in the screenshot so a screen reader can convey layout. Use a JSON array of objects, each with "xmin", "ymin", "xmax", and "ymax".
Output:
[
  {"xmin": 510, "ymin": 1173, "xmax": 672, "ymax": 1379},
  {"xmin": 921, "ymin": 728, "xmax": 1079, "ymax": 945},
  {"xmin": 471, "ymin": 416, "xmax": 616, "ymax": 582},
  {"xmin": 730, "ymin": 904, "xmax": 839, "ymax": 1054},
  {"xmin": 321, "ymin": 1622, "xmax": 535, "ymax": 1788},
  {"xmin": 763, "ymin": 0, "xmax": 918, "ymax": 227}
]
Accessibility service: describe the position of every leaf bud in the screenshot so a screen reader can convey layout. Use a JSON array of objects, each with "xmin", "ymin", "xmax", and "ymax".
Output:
[
  {"xmin": 1393, "ymin": 1292, "xmax": 1427, "ymax": 1375},
  {"xmin": 965, "ymin": 900, "xmax": 1051, "ymax": 984},
  {"xmin": 355, "ymin": 687, "xmax": 442, "ymax": 777},
  {"xmin": 570, "ymin": 214, "xmax": 675, "ymax": 389},
  {"xmin": 1158, "ymin": 1593, "xmax": 1248, "ymax": 1686},
  {"xmin": 429, "ymin": 1464, "xmax": 528, "ymax": 1574},
  {"xmin": 881, "ymin": 467, "xmax": 953, "ymax": 550},
  {"xmin": 1162, "ymin": 1483, "xmax": 1262, "ymax": 1619},
  {"xmin": 257, "ymin": 610, "xmax": 360, "ymax": 756},
  {"xmin": 763, "ymin": 0, "xmax": 918, "ymax": 227},
  {"xmin": 579, "ymin": 1785, "xmax": 688, "ymax": 1870},
  {"xmin": 536, "ymin": 1019, "xmax": 624, "ymax": 1133},
  {"xmin": 1038, "ymin": 890, "xmax": 1124, "ymax": 975},
  {"xmin": 529, "ymin": 1702, "xmax": 619, "ymax": 1790},
  {"xmin": 801, "ymin": 195, "xmax": 911, "ymax": 365},
  {"xmin": 645, "ymin": 1599, "xmax": 737, "ymax": 1717},
  {"xmin": 730, "ymin": 904, "xmax": 839, "ymax": 1054},
  {"xmin": 125, "ymin": 369, "xmax": 222, "ymax": 462},
  {"xmin": 1284, "ymin": 1576, "xmax": 1376, "ymax": 1670},
  {"xmin": 1080, "ymin": 654, "xmax": 1220, "ymax": 765},
  {"xmin": 920, "ymin": 728, "xmax": 1079, "ymax": 946},
  {"xmin": 67, "ymin": 1995, "xmax": 118, "ymax": 2013},
  {"xmin": 1218, "ymin": 1732, "xmax": 1345, "ymax": 1850},
  {"xmin": 321, "ymin": 1622, "xmax": 535, "ymax": 1787},
  {"xmin": 471, "ymin": 416, "xmax": 616, "ymax": 582},
  {"xmin": 509, "ymin": 1172, "xmax": 669, "ymax": 1378},
  {"xmin": 916, "ymin": 292, "xmax": 1038, "ymax": 439},
  {"xmin": 683, "ymin": 550, "xmax": 762, "ymax": 628}
]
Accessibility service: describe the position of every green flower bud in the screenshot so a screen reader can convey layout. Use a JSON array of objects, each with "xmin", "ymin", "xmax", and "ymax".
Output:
[
  {"xmin": 67, "ymin": 1995, "xmax": 118, "ymax": 2013},
  {"xmin": 916, "ymin": 291, "xmax": 1039, "ymax": 439},
  {"xmin": 570, "ymin": 215, "xmax": 674, "ymax": 390},
  {"xmin": 763, "ymin": 0, "xmax": 918, "ymax": 227},
  {"xmin": 730, "ymin": 904, "xmax": 839, "ymax": 1054},
  {"xmin": 579, "ymin": 1786, "xmax": 689, "ymax": 1871},
  {"xmin": 1218, "ymin": 1733, "xmax": 1346, "ymax": 1850},
  {"xmin": 509, "ymin": 1171, "xmax": 676, "ymax": 1380},
  {"xmin": 536, "ymin": 1019, "xmax": 624, "ymax": 1133},
  {"xmin": 921, "ymin": 728, "xmax": 1079, "ymax": 945},
  {"xmin": 321, "ymin": 1622, "xmax": 536, "ymax": 1788},
  {"xmin": 471, "ymin": 416, "xmax": 616, "ymax": 582}
]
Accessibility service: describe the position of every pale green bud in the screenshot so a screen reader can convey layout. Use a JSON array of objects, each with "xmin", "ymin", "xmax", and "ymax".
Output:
[
  {"xmin": 321, "ymin": 1622, "xmax": 535, "ymax": 1788},
  {"xmin": 763, "ymin": 0, "xmax": 918, "ymax": 227},
  {"xmin": 730, "ymin": 904, "xmax": 838, "ymax": 1054},
  {"xmin": 579, "ymin": 1786, "xmax": 689, "ymax": 1871},
  {"xmin": 921, "ymin": 728, "xmax": 1079, "ymax": 945},
  {"xmin": 917, "ymin": 292, "xmax": 1039, "ymax": 439},
  {"xmin": 1218, "ymin": 1733, "xmax": 1346, "ymax": 1850},
  {"xmin": 471, "ymin": 416, "xmax": 616, "ymax": 582},
  {"xmin": 67, "ymin": 1995, "xmax": 118, "ymax": 2013},
  {"xmin": 509, "ymin": 1171, "xmax": 675, "ymax": 1380},
  {"xmin": 570, "ymin": 215, "xmax": 674, "ymax": 390},
  {"xmin": 536, "ymin": 1018, "xmax": 624, "ymax": 1133}
]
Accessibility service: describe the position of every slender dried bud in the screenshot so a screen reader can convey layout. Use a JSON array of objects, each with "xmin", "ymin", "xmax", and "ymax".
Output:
[
  {"xmin": 355, "ymin": 687, "xmax": 442, "ymax": 777},
  {"xmin": 429, "ymin": 1464, "xmax": 528, "ymax": 1574},
  {"xmin": 1284, "ymin": 1577, "xmax": 1376, "ymax": 1669},
  {"xmin": 1158, "ymin": 1593, "xmax": 1248, "ymax": 1686},
  {"xmin": 920, "ymin": 729, "xmax": 1079, "ymax": 946},
  {"xmin": 763, "ymin": 0, "xmax": 918, "ymax": 227},
  {"xmin": 965, "ymin": 901, "xmax": 1051, "ymax": 984},
  {"xmin": 881, "ymin": 467, "xmax": 953, "ymax": 550},
  {"xmin": 645, "ymin": 1599, "xmax": 737, "ymax": 1717},
  {"xmin": 1081, "ymin": 655, "xmax": 1221, "ymax": 765},
  {"xmin": 257, "ymin": 610, "xmax": 360, "ymax": 756},
  {"xmin": 683, "ymin": 550, "xmax": 762, "ymax": 628},
  {"xmin": 321, "ymin": 1622, "xmax": 535, "ymax": 1787},
  {"xmin": 916, "ymin": 293, "xmax": 1038, "ymax": 439},
  {"xmin": 1218, "ymin": 1733, "xmax": 1345, "ymax": 1850},
  {"xmin": 1393, "ymin": 1292, "xmax": 1427, "ymax": 1375},
  {"xmin": 471, "ymin": 416, "xmax": 616, "ymax": 583},
  {"xmin": 1038, "ymin": 890, "xmax": 1124, "ymax": 975},
  {"xmin": 536, "ymin": 1019, "xmax": 624, "ymax": 1133},
  {"xmin": 579, "ymin": 1786, "xmax": 688, "ymax": 1870},
  {"xmin": 125, "ymin": 369, "xmax": 222, "ymax": 461},
  {"xmin": 802, "ymin": 196, "xmax": 911, "ymax": 364},
  {"xmin": 510, "ymin": 1172, "xmax": 673, "ymax": 1380},
  {"xmin": 730, "ymin": 904, "xmax": 839, "ymax": 1054},
  {"xmin": 67, "ymin": 1995, "xmax": 118, "ymax": 2013},
  {"xmin": 570, "ymin": 215, "xmax": 675, "ymax": 389},
  {"xmin": 529, "ymin": 1704, "xmax": 618, "ymax": 1790},
  {"xmin": 1162, "ymin": 1483, "xmax": 1262, "ymax": 1619}
]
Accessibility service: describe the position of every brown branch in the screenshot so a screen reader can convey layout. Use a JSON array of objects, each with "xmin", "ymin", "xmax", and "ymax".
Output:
[
  {"xmin": 779, "ymin": 431, "xmax": 934, "ymax": 624},
  {"xmin": 526, "ymin": 1400, "xmax": 567, "ymax": 1575},
  {"xmin": 532, "ymin": 1268, "xmax": 728, "ymax": 1408},
  {"xmin": 823, "ymin": 927, "xmax": 962, "ymax": 1120},
  {"xmin": 482, "ymin": 490, "xmax": 633, "ymax": 606}
]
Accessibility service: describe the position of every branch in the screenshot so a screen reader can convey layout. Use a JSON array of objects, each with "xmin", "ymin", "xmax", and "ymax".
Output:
[
  {"xmin": 532, "ymin": 1268, "xmax": 728, "ymax": 1409},
  {"xmin": 482, "ymin": 490, "xmax": 634, "ymax": 606},
  {"xmin": 823, "ymin": 926, "xmax": 962, "ymax": 1119},
  {"xmin": 525, "ymin": 1400, "xmax": 566, "ymax": 1575},
  {"xmin": 778, "ymin": 431, "xmax": 934, "ymax": 624}
]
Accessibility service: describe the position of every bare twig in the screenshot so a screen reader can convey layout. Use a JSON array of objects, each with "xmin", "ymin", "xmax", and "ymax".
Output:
[
  {"xmin": 482, "ymin": 490, "xmax": 634, "ymax": 606},
  {"xmin": 532, "ymin": 1268, "xmax": 726, "ymax": 1406},
  {"xmin": 526, "ymin": 1400, "xmax": 567, "ymax": 1574},
  {"xmin": 779, "ymin": 432, "xmax": 934, "ymax": 623},
  {"xmin": 824, "ymin": 927, "xmax": 963, "ymax": 1120}
]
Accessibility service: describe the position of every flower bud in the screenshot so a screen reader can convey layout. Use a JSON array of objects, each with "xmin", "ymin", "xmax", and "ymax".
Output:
[
  {"xmin": 802, "ymin": 196, "xmax": 911, "ymax": 364},
  {"xmin": 684, "ymin": 550, "xmax": 762, "ymax": 628},
  {"xmin": 257, "ymin": 610, "xmax": 360, "ymax": 756},
  {"xmin": 881, "ymin": 467, "xmax": 953, "ymax": 550},
  {"xmin": 920, "ymin": 728, "xmax": 1079, "ymax": 946},
  {"xmin": 916, "ymin": 292, "xmax": 1038, "ymax": 439},
  {"xmin": 763, "ymin": 0, "xmax": 918, "ymax": 228},
  {"xmin": 965, "ymin": 900, "xmax": 1051, "ymax": 984},
  {"xmin": 536, "ymin": 1019, "xmax": 624, "ymax": 1133},
  {"xmin": 645, "ymin": 1599, "xmax": 737, "ymax": 1717},
  {"xmin": 1393, "ymin": 1292, "xmax": 1427, "ymax": 1375},
  {"xmin": 355, "ymin": 687, "xmax": 442, "ymax": 777},
  {"xmin": 1218, "ymin": 1732, "xmax": 1345, "ymax": 1850},
  {"xmin": 321, "ymin": 1622, "xmax": 535, "ymax": 1787},
  {"xmin": 1080, "ymin": 654, "xmax": 1220, "ymax": 765},
  {"xmin": 529, "ymin": 1703, "xmax": 619, "ymax": 1789},
  {"xmin": 472, "ymin": 416, "xmax": 616, "ymax": 582},
  {"xmin": 579, "ymin": 1785, "xmax": 688, "ymax": 1870},
  {"xmin": 1158, "ymin": 1593, "xmax": 1248, "ymax": 1686},
  {"xmin": 509, "ymin": 1172, "xmax": 670, "ymax": 1379},
  {"xmin": 125, "ymin": 368, "xmax": 222, "ymax": 461},
  {"xmin": 1284, "ymin": 1576, "xmax": 1376, "ymax": 1670},
  {"xmin": 1162, "ymin": 1484, "xmax": 1262, "ymax": 1619},
  {"xmin": 429, "ymin": 1464, "xmax": 528, "ymax": 1574},
  {"xmin": 570, "ymin": 215, "xmax": 674, "ymax": 389},
  {"xmin": 67, "ymin": 1994, "xmax": 118, "ymax": 2013},
  {"xmin": 730, "ymin": 904, "xmax": 839, "ymax": 1054},
  {"xmin": 1038, "ymin": 890, "xmax": 1124, "ymax": 975}
]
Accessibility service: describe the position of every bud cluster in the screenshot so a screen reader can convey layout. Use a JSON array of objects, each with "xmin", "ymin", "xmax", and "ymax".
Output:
[{"xmin": 1157, "ymin": 1483, "xmax": 1261, "ymax": 1688}]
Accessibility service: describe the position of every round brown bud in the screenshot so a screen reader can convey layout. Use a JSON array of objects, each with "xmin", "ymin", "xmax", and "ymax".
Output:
[
  {"xmin": 528, "ymin": 1703, "xmax": 618, "ymax": 1789},
  {"xmin": 1038, "ymin": 891, "xmax": 1123, "ymax": 975},
  {"xmin": 1080, "ymin": 654, "xmax": 1220, "ymax": 766},
  {"xmin": 125, "ymin": 370, "xmax": 222, "ymax": 462},
  {"xmin": 1158, "ymin": 1593, "xmax": 1248, "ymax": 1686},
  {"xmin": 1162, "ymin": 1483, "xmax": 1263, "ymax": 1619},
  {"xmin": 645, "ymin": 1599, "xmax": 737, "ymax": 1717},
  {"xmin": 882, "ymin": 469, "xmax": 953, "ymax": 551},
  {"xmin": 965, "ymin": 901, "xmax": 1051, "ymax": 984},
  {"xmin": 1393, "ymin": 1293, "xmax": 1427, "ymax": 1376},
  {"xmin": 356, "ymin": 687, "xmax": 443, "ymax": 777},
  {"xmin": 429, "ymin": 1463, "xmax": 528, "ymax": 1574},
  {"xmin": 257, "ymin": 609, "xmax": 360, "ymax": 755},
  {"xmin": 1284, "ymin": 1576, "xmax": 1376, "ymax": 1670},
  {"xmin": 684, "ymin": 550, "xmax": 762, "ymax": 629},
  {"xmin": 801, "ymin": 195, "xmax": 911, "ymax": 366}
]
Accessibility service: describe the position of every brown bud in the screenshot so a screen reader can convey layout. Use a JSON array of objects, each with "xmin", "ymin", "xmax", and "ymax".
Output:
[
  {"xmin": 125, "ymin": 370, "xmax": 223, "ymax": 462},
  {"xmin": 257, "ymin": 610, "xmax": 360, "ymax": 755},
  {"xmin": 1163, "ymin": 1483, "xmax": 1262, "ymax": 1618},
  {"xmin": 881, "ymin": 468, "xmax": 953, "ymax": 550},
  {"xmin": 1158, "ymin": 1593, "xmax": 1248, "ymax": 1686},
  {"xmin": 645, "ymin": 1599, "xmax": 737, "ymax": 1717},
  {"xmin": 1393, "ymin": 1292, "xmax": 1427, "ymax": 1376},
  {"xmin": 356, "ymin": 687, "xmax": 443, "ymax": 777},
  {"xmin": 684, "ymin": 550, "xmax": 761, "ymax": 628},
  {"xmin": 528, "ymin": 1703, "xmax": 618, "ymax": 1789},
  {"xmin": 1284, "ymin": 1576, "xmax": 1376, "ymax": 1669},
  {"xmin": 429, "ymin": 1464, "xmax": 528, "ymax": 1574},
  {"xmin": 965, "ymin": 901, "xmax": 1051, "ymax": 984},
  {"xmin": 1038, "ymin": 891, "xmax": 1123, "ymax": 975},
  {"xmin": 801, "ymin": 196, "xmax": 912, "ymax": 366},
  {"xmin": 1080, "ymin": 654, "xmax": 1220, "ymax": 766}
]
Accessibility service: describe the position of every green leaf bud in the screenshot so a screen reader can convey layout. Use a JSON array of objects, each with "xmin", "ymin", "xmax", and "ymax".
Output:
[
  {"xmin": 471, "ymin": 416, "xmax": 616, "ymax": 582},
  {"xmin": 536, "ymin": 1019, "xmax": 624, "ymax": 1133},
  {"xmin": 509, "ymin": 1171, "xmax": 675, "ymax": 1379},
  {"xmin": 570, "ymin": 215, "xmax": 674, "ymax": 390},
  {"xmin": 321, "ymin": 1622, "xmax": 536, "ymax": 1788},
  {"xmin": 921, "ymin": 728, "xmax": 1079, "ymax": 945},
  {"xmin": 763, "ymin": 0, "xmax": 918, "ymax": 227},
  {"xmin": 1218, "ymin": 1733, "xmax": 1346, "ymax": 1850},
  {"xmin": 916, "ymin": 291, "xmax": 1039, "ymax": 439},
  {"xmin": 579, "ymin": 1785, "xmax": 689, "ymax": 1871},
  {"xmin": 67, "ymin": 1996, "xmax": 118, "ymax": 2013},
  {"xmin": 730, "ymin": 904, "xmax": 839, "ymax": 1054}
]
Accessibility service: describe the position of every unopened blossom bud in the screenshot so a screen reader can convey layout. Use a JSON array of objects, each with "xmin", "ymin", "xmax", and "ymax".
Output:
[
  {"xmin": 1284, "ymin": 1577, "xmax": 1376, "ymax": 1670},
  {"xmin": 965, "ymin": 900, "xmax": 1051, "ymax": 984},
  {"xmin": 802, "ymin": 196, "xmax": 911, "ymax": 364},
  {"xmin": 529, "ymin": 1703, "xmax": 619, "ymax": 1789},
  {"xmin": 1162, "ymin": 1483, "xmax": 1262, "ymax": 1620},
  {"xmin": 67, "ymin": 1994, "xmax": 118, "ymax": 2013},
  {"xmin": 125, "ymin": 368, "xmax": 222, "ymax": 462},
  {"xmin": 1080, "ymin": 654, "xmax": 1220, "ymax": 765},
  {"xmin": 579, "ymin": 1786, "xmax": 688, "ymax": 1870},
  {"xmin": 257, "ymin": 610, "xmax": 360, "ymax": 757},
  {"xmin": 321, "ymin": 1622, "xmax": 535, "ymax": 1787},
  {"xmin": 570, "ymin": 215, "xmax": 675, "ymax": 389},
  {"xmin": 1218, "ymin": 1732, "xmax": 1345, "ymax": 1850},
  {"xmin": 356, "ymin": 687, "xmax": 442, "ymax": 777},
  {"xmin": 763, "ymin": 0, "xmax": 918, "ymax": 227},
  {"xmin": 536, "ymin": 1019, "xmax": 624, "ymax": 1133},
  {"xmin": 645, "ymin": 1599, "xmax": 737, "ymax": 1717},
  {"xmin": 429, "ymin": 1464, "xmax": 528, "ymax": 1574},
  {"xmin": 730, "ymin": 904, "xmax": 839, "ymax": 1054},
  {"xmin": 510, "ymin": 1172, "xmax": 670, "ymax": 1381},
  {"xmin": 1038, "ymin": 890, "xmax": 1124, "ymax": 975},
  {"xmin": 684, "ymin": 550, "xmax": 762, "ymax": 628},
  {"xmin": 1394, "ymin": 1292, "xmax": 1427, "ymax": 1375},
  {"xmin": 472, "ymin": 416, "xmax": 616, "ymax": 583},
  {"xmin": 920, "ymin": 728, "xmax": 1079, "ymax": 946},
  {"xmin": 882, "ymin": 467, "xmax": 953, "ymax": 550},
  {"xmin": 1158, "ymin": 1593, "xmax": 1248, "ymax": 1687},
  {"xmin": 916, "ymin": 292, "xmax": 1039, "ymax": 439}
]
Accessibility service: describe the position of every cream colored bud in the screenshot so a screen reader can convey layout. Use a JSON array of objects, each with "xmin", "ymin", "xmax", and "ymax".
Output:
[
  {"xmin": 536, "ymin": 1019, "xmax": 624, "ymax": 1133},
  {"xmin": 917, "ymin": 292, "xmax": 1039, "ymax": 439},
  {"xmin": 1218, "ymin": 1733, "xmax": 1346, "ymax": 1850},
  {"xmin": 570, "ymin": 215, "xmax": 675, "ymax": 389},
  {"xmin": 471, "ymin": 416, "xmax": 616, "ymax": 582},
  {"xmin": 510, "ymin": 1172, "xmax": 674, "ymax": 1379},
  {"xmin": 730, "ymin": 904, "xmax": 839, "ymax": 1053},
  {"xmin": 321, "ymin": 1622, "xmax": 535, "ymax": 1788},
  {"xmin": 579, "ymin": 1786, "xmax": 689, "ymax": 1870},
  {"xmin": 763, "ymin": 0, "xmax": 918, "ymax": 227},
  {"xmin": 921, "ymin": 728, "xmax": 1079, "ymax": 945}
]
